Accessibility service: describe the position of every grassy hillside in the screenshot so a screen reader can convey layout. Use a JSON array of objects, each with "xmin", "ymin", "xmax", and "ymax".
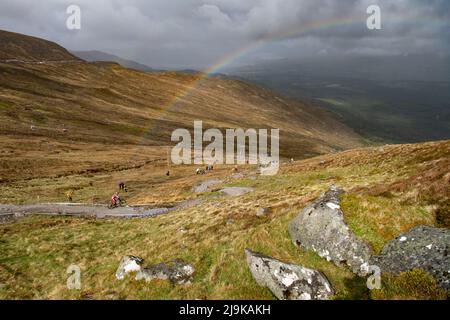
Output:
[
  {"xmin": 0, "ymin": 32, "xmax": 366, "ymax": 185},
  {"xmin": 0, "ymin": 140, "xmax": 448, "ymax": 299},
  {"xmin": 0, "ymin": 30, "xmax": 80, "ymax": 62},
  {"xmin": 0, "ymin": 61, "xmax": 365, "ymax": 182}
]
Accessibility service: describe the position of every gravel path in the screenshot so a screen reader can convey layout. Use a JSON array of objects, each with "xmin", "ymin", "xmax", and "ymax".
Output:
[
  {"xmin": 0, "ymin": 173, "xmax": 256, "ymax": 223},
  {"xmin": 0, "ymin": 199, "xmax": 202, "ymax": 220}
]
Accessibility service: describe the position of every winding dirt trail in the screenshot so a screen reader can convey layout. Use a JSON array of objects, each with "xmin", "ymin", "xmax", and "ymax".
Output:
[
  {"xmin": 0, "ymin": 171, "xmax": 257, "ymax": 223},
  {"xmin": 0, "ymin": 199, "xmax": 202, "ymax": 220}
]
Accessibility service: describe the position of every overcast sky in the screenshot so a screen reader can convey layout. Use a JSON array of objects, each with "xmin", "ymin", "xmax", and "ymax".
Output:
[{"xmin": 1, "ymin": 0, "xmax": 449, "ymax": 69}]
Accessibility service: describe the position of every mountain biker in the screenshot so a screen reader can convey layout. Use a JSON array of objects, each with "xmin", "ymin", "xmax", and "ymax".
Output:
[{"xmin": 111, "ymin": 192, "xmax": 120, "ymax": 207}]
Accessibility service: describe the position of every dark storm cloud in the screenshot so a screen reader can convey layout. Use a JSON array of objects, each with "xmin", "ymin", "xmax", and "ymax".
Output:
[{"xmin": 0, "ymin": 0, "xmax": 448, "ymax": 69}]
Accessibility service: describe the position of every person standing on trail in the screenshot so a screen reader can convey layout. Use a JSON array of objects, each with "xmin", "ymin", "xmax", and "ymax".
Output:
[{"xmin": 118, "ymin": 181, "xmax": 125, "ymax": 190}]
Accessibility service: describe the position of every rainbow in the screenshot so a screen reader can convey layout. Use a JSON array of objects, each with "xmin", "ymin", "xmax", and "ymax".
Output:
[
  {"xmin": 194, "ymin": 13, "xmax": 449, "ymax": 77},
  {"xmin": 201, "ymin": 16, "xmax": 362, "ymax": 76},
  {"xmin": 137, "ymin": 13, "xmax": 450, "ymax": 149}
]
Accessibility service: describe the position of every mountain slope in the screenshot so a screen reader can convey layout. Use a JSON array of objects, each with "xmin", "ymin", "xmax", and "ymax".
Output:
[
  {"xmin": 1, "ymin": 139, "xmax": 448, "ymax": 299},
  {"xmin": 71, "ymin": 50, "xmax": 154, "ymax": 71},
  {"xmin": 0, "ymin": 30, "xmax": 365, "ymax": 182}
]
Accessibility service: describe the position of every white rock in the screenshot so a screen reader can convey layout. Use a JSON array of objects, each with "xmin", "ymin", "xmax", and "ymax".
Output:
[
  {"xmin": 116, "ymin": 256, "xmax": 143, "ymax": 280},
  {"xmin": 124, "ymin": 260, "xmax": 141, "ymax": 273}
]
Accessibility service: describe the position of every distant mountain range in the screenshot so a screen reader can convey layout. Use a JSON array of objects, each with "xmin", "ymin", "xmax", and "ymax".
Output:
[
  {"xmin": 70, "ymin": 51, "xmax": 225, "ymax": 76},
  {"xmin": 71, "ymin": 50, "xmax": 155, "ymax": 72}
]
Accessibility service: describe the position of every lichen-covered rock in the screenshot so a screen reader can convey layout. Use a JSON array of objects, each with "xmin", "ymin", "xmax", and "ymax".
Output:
[
  {"xmin": 288, "ymin": 186, "xmax": 371, "ymax": 276},
  {"xmin": 136, "ymin": 259, "xmax": 194, "ymax": 285},
  {"xmin": 370, "ymin": 225, "xmax": 450, "ymax": 291},
  {"xmin": 245, "ymin": 249, "xmax": 333, "ymax": 300},
  {"xmin": 116, "ymin": 256, "xmax": 194, "ymax": 285},
  {"xmin": 116, "ymin": 255, "xmax": 144, "ymax": 280}
]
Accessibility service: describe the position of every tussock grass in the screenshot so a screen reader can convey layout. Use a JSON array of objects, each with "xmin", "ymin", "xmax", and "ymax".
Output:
[{"xmin": 371, "ymin": 269, "xmax": 448, "ymax": 300}]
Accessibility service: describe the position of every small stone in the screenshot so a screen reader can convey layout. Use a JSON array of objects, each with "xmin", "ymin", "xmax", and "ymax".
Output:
[
  {"xmin": 179, "ymin": 227, "xmax": 187, "ymax": 233},
  {"xmin": 14, "ymin": 212, "xmax": 24, "ymax": 218},
  {"xmin": 116, "ymin": 255, "xmax": 144, "ymax": 280},
  {"xmin": 256, "ymin": 207, "xmax": 269, "ymax": 217}
]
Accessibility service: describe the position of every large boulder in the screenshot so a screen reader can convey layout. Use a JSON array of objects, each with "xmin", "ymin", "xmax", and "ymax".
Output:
[
  {"xmin": 288, "ymin": 186, "xmax": 371, "ymax": 276},
  {"xmin": 370, "ymin": 225, "xmax": 450, "ymax": 291},
  {"xmin": 245, "ymin": 249, "xmax": 334, "ymax": 300},
  {"xmin": 135, "ymin": 259, "xmax": 195, "ymax": 285}
]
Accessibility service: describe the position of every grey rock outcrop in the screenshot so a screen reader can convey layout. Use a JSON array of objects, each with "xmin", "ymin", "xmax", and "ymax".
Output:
[
  {"xmin": 288, "ymin": 186, "xmax": 371, "ymax": 276},
  {"xmin": 135, "ymin": 259, "xmax": 195, "ymax": 285},
  {"xmin": 192, "ymin": 179, "xmax": 222, "ymax": 193},
  {"xmin": 116, "ymin": 256, "xmax": 194, "ymax": 285},
  {"xmin": 245, "ymin": 249, "xmax": 333, "ymax": 300},
  {"xmin": 370, "ymin": 225, "xmax": 450, "ymax": 291}
]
